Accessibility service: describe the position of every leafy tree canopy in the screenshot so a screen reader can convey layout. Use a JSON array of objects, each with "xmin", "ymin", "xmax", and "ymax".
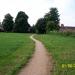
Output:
[
  {"xmin": 35, "ymin": 18, "xmax": 46, "ymax": 34},
  {"xmin": 13, "ymin": 11, "xmax": 30, "ymax": 33},
  {"xmin": 44, "ymin": 8, "xmax": 60, "ymax": 31},
  {"xmin": 2, "ymin": 13, "xmax": 14, "ymax": 32}
]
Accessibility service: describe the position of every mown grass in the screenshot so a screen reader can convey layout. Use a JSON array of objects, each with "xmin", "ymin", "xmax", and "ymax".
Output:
[
  {"xmin": 35, "ymin": 34, "xmax": 75, "ymax": 75},
  {"xmin": 0, "ymin": 33, "xmax": 34, "ymax": 75}
]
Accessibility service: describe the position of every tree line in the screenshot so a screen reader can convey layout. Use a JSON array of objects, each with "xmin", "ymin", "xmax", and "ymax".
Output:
[
  {"xmin": 1, "ymin": 11, "xmax": 30, "ymax": 33},
  {"xmin": 0, "ymin": 7, "xmax": 60, "ymax": 34},
  {"xmin": 35, "ymin": 8, "xmax": 60, "ymax": 34}
]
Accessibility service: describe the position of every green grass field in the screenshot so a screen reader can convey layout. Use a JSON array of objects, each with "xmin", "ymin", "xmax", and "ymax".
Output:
[
  {"xmin": 0, "ymin": 33, "xmax": 34, "ymax": 75},
  {"xmin": 36, "ymin": 34, "xmax": 75, "ymax": 75}
]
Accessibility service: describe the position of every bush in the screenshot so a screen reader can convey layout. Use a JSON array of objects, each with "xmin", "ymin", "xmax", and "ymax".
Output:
[{"xmin": 62, "ymin": 32, "xmax": 72, "ymax": 36}]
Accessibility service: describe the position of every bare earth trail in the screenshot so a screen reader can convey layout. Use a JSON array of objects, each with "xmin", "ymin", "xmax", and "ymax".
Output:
[{"xmin": 18, "ymin": 35, "xmax": 53, "ymax": 75}]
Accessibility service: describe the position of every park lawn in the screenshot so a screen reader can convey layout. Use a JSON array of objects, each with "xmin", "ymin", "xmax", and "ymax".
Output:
[
  {"xmin": 36, "ymin": 34, "xmax": 75, "ymax": 75},
  {"xmin": 0, "ymin": 33, "xmax": 34, "ymax": 75}
]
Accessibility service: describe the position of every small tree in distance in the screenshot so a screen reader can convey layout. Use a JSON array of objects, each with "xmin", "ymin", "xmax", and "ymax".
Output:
[{"xmin": 2, "ymin": 13, "xmax": 14, "ymax": 32}]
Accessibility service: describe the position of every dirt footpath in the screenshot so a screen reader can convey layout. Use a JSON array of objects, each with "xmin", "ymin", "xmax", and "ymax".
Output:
[{"xmin": 18, "ymin": 35, "xmax": 53, "ymax": 75}]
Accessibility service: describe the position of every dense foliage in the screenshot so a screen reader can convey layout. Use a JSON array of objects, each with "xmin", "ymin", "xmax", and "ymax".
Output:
[
  {"xmin": 1, "ymin": 8, "xmax": 60, "ymax": 33},
  {"xmin": 45, "ymin": 8, "xmax": 60, "ymax": 31},
  {"xmin": 2, "ymin": 13, "xmax": 14, "ymax": 32},
  {"xmin": 13, "ymin": 11, "xmax": 30, "ymax": 33},
  {"xmin": 46, "ymin": 21, "xmax": 56, "ymax": 33},
  {"xmin": 35, "ymin": 8, "xmax": 60, "ymax": 34},
  {"xmin": 30, "ymin": 25, "xmax": 36, "ymax": 33},
  {"xmin": 35, "ymin": 18, "xmax": 46, "ymax": 34}
]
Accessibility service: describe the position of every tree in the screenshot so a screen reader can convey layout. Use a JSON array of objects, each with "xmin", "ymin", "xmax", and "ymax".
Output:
[
  {"xmin": 13, "ymin": 11, "xmax": 30, "ymax": 33},
  {"xmin": 30, "ymin": 25, "xmax": 36, "ymax": 33},
  {"xmin": 35, "ymin": 18, "xmax": 46, "ymax": 34},
  {"xmin": 46, "ymin": 21, "xmax": 56, "ymax": 33},
  {"xmin": 0, "ymin": 22, "xmax": 4, "ymax": 32},
  {"xmin": 2, "ymin": 13, "xmax": 14, "ymax": 32},
  {"xmin": 44, "ymin": 8, "xmax": 60, "ymax": 31}
]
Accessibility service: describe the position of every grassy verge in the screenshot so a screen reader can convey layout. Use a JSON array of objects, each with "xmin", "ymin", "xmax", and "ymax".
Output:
[
  {"xmin": 0, "ymin": 33, "xmax": 34, "ymax": 75},
  {"xmin": 35, "ymin": 34, "xmax": 75, "ymax": 75}
]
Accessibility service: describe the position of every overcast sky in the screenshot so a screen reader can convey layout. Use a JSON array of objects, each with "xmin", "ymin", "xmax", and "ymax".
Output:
[{"xmin": 0, "ymin": 0, "xmax": 75, "ymax": 26}]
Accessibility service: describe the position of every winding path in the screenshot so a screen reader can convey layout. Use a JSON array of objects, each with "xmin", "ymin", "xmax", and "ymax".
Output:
[{"xmin": 18, "ymin": 35, "xmax": 53, "ymax": 75}]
